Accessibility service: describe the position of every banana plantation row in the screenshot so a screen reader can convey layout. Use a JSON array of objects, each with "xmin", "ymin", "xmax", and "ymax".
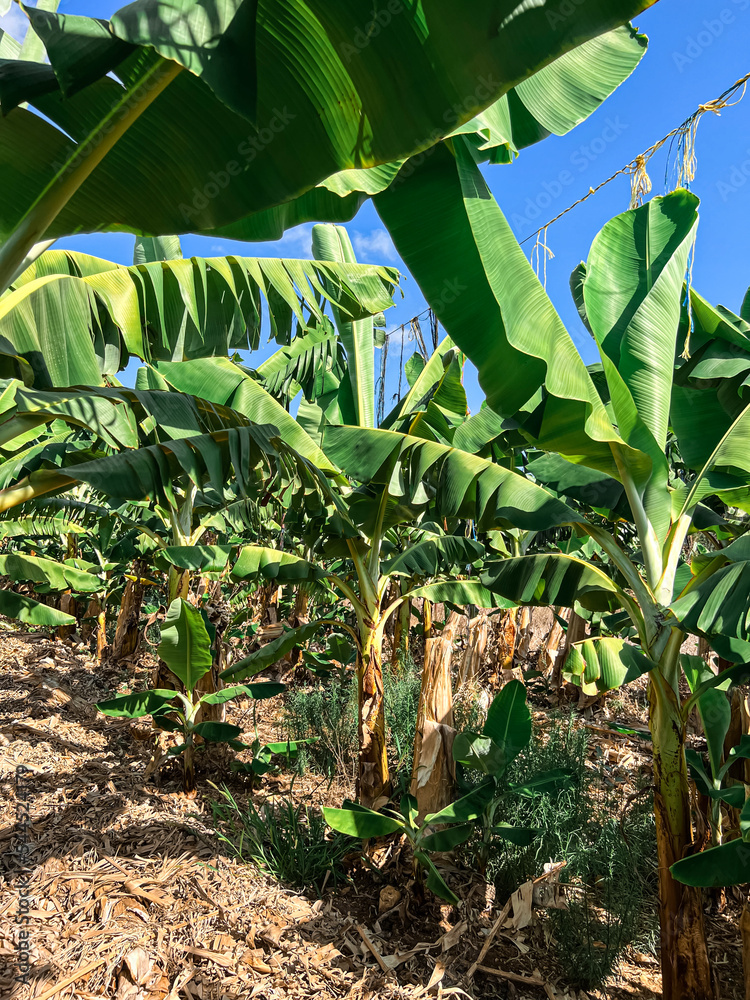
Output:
[{"xmin": 0, "ymin": 2, "xmax": 748, "ymax": 998}]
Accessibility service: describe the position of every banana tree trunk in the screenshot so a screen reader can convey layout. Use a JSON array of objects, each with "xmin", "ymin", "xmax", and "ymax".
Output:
[
  {"xmin": 290, "ymin": 583, "xmax": 310, "ymax": 672},
  {"xmin": 498, "ymin": 607, "xmax": 518, "ymax": 672},
  {"xmin": 168, "ymin": 565, "xmax": 190, "ymax": 603},
  {"xmin": 82, "ymin": 596, "xmax": 107, "ymax": 661},
  {"xmin": 541, "ymin": 608, "xmax": 565, "ymax": 677},
  {"xmin": 58, "ymin": 592, "xmax": 78, "ymax": 640},
  {"xmin": 112, "ymin": 561, "xmax": 146, "ymax": 661},
  {"xmin": 411, "ymin": 611, "xmax": 459, "ymax": 819},
  {"xmin": 459, "ymin": 611, "xmax": 487, "ymax": 687},
  {"xmin": 649, "ymin": 671, "xmax": 713, "ymax": 1000},
  {"xmin": 183, "ymin": 737, "xmax": 196, "ymax": 795},
  {"xmin": 423, "ymin": 598, "xmax": 432, "ymax": 641},
  {"xmin": 516, "ymin": 606, "xmax": 533, "ymax": 661},
  {"xmin": 357, "ymin": 619, "xmax": 390, "ymax": 808}
]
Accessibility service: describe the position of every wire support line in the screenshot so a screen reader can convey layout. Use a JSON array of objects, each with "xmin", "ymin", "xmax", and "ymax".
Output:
[{"xmin": 519, "ymin": 68, "xmax": 750, "ymax": 247}]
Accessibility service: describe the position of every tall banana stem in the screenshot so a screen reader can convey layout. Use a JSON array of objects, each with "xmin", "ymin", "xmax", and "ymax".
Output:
[{"xmin": 0, "ymin": 59, "xmax": 182, "ymax": 295}]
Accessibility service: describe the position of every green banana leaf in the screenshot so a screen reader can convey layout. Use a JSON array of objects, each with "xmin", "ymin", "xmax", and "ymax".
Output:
[
  {"xmin": 205, "ymin": 22, "xmax": 649, "ymax": 240},
  {"xmin": 1, "ymin": 0, "xmax": 654, "ymax": 256},
  {"xmin": 582, "ymin": 191, "xmax": 699, "ymax": 543},
  {"xmin": 0, "ymin": 551, "xmax": 101, "ymax": 592},
  {"xmin": 97, "ymin": 689, "xmax": 178, "ymax": 718},
  {"xmin": 157, "ymin": 597, "xmax": 213, "ymax": 694},
  {"xmin": 0, "ymin": 587, "xmax": 75, "ymax": 626},
  {"xmin": 231, "ymin": 545, "xmax": 326, "ymax": 584},
  {"xmin": 312, "ymin": 225, "xmax": 375, "ymax": 429},
  {"xmin": 384, "ymin": 536, "xmax": 484, "ymax": 577},
  {"xmin": 483, "ymin": 680, "xmax": 532, "ymax": 764},
  {"xmin": 563, "ymin": 636, "xmax": 656, "ymax": 695},
  {"xmin": 404, "ymin": 580, "xmax": 514, "ymax": 610},
  {"xmin": 220, "ymin": 620, "xmax": 322, "ymax": 682},
  {"xmin": 671, "ymin": 801, "xmax": 750, "ymax": 888},
  {"xmin": 137, "ymin": 356, "xmax": 337, "ymax": 473},
  {"xmin": 323, "ymin": 802, "xmax": 403, "ymax": 839},
  {"xmin": 2, "ymin": 250, "xmax": 397, "ymax": 388},
  {"xmin": 161, "ymin": 545, "xmax": 236, "ymax": 573},
  {"xmin": 481, "ymin": 553, "xmax": 625, "ymax": 613},
  {"xmin": 323, "ymin": 425, "xmax": 582, "ymax": 532},
  {"xmin": 374, "ymin": 139, "xmax": 629, "ymax": 476}
]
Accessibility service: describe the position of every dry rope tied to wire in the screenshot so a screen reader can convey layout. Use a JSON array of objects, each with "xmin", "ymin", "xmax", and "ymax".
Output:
[{"xmin": 521, "ymin": 68, "xmax": 750, "ymax": 246}]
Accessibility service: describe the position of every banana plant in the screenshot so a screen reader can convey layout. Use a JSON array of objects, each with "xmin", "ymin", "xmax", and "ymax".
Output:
[
  {"xmin": 671, "ymin": 737, "xmax": 750, "ymax": 888},
  {"xmin": 452, "ymin": 680, "xmax": 572, "ymax": 872},
  {"xmin": 323, "ymin": 783, "xmax": 494, "ymax": 904},
  {"xmin": 96, "ymin": 597, "xmax": 284, "ymax": 792},
  {"xmin": 0, "ymin": 1, "xmax": 653, "ymax": 294},
  {"xmin": 0, "ymin": 545, "xmax": 100, "ymax": 627},
  {"xmin": 374, "ymin": 138, "xmax": 750, "ymax": 999},
  {"xmin": 0, "ymin": 241, "xmax": 398, "ymax": 388}
]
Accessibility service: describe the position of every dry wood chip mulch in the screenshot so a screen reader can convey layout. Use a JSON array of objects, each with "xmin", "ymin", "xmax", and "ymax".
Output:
[{"xmin": 0, "ymin": 630, "xmax": 746, "ymax": 1000}]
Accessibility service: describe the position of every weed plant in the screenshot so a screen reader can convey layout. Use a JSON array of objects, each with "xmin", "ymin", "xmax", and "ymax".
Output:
[
  {"xmin": 284, "ymin": 659, "xmax": 420, "ymax": 789},
  {"xmin": 284, "ymin": 673, "xmax": 358, "ymax": 778},
  {"xmin": 209, "ymin": 785, "xmax": 354, "ymax": 894},
  {"xmin": 480, "ymin": 713, "xmax": 658, "ymax": 989},
  {"xmin": 384, "ymin": 659, "xmax": 421, "ymax": 792}
]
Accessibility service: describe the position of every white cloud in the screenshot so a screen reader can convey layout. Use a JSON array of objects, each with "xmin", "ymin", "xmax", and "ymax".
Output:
[
  {"xmin": 210, "ymin": 243, "xmax": 226, "ymax": 254},
  {"xmin": 0, "ymin": 5, "xmax": 29, "ymax": 44},
  {"xmin": 273, "ymin": 224, "xmax": 314, "ymax": 259},
  {"xmin": 352, "ymin": 228, "xmax": 398, "ymax": 263}
]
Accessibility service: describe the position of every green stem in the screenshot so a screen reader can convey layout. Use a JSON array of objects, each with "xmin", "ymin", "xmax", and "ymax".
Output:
[
  {"xmin": 0, "ymin": 59, "xmax": 182, "ymax": 295},
  {"xmin": 610, "ymin": 446, "xmax": 663, "ymax": 591}
]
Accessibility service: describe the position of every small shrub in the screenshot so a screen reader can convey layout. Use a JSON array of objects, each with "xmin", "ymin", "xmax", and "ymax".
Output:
[
  {"xmin": 483, "ymin": 713, "xmax": 657, "ymax": 990},
  {"xmin": 283, "ymin": 659, "xmax": 421, "ymax": 788},
  {"xmin": 284, "ymin": 675, "xmax": 358, "ymax": 778},
  {"xmin": 548, "ymin": 796, "xmax": 657, "ymax": 988},
  {"xmin": 209, "ymin": 785, "xmax": 354, "ymax": 894},
  {"xmin": 385, "ymin": 657, "xmax": 421, "ymax": 790}
]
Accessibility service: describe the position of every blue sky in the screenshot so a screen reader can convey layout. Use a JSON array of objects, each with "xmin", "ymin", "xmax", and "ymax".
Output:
[{"xmin": 2, "ymin": 0, "xmax": 750, "ymax": 414}]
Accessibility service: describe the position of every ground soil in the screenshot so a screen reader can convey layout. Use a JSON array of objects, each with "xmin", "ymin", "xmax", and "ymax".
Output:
[{"xmin": 0, "ymin": 621, "xmax": 746, "ymax": 1000}]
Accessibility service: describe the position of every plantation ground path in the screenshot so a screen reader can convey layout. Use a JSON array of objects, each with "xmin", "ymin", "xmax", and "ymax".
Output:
[{"xmin": 0, "ymin": 631, "xmax": 744, "ymax": 1000}]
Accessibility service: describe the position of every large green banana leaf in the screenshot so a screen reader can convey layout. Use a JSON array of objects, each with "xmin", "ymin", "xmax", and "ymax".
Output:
[
  {"xmin": 384, "ymin": 536, "xmax": 485, "ymax": 578},
  {"xmin": 0, "ymin": 587, "xmax": 75, "ymax": 626},
  {"xmin": 204, "ymin": 24, "xmax": 649, "ymax": 241},
  {"xmin": 230, "ymin": 545, "xmax": 326, "ymax": 584},
  {"xmin": 0, "ymin": 420, "xmax": 314, "ymax": 515},
  {"xmin": 158, "ymin": 598, "xmax": 213, "ymax": 692},
  {"xmin": 670, "ymin": 536, "xmax": 750, "ymax": 663},
  {"xmin": 581, "ymin": 191, "xmax": 699, "ymax": 544},
  {"xmin": 254, "ymin": 321, "xmax": 343, "ymax": 403},
  {"xmin": 1, "ymin": 249, "xmax": 397, "ymax": 388},
  {"xmin": 135, "ymin": 356, "xmax": 337, "ymax": 473},
  {"xmin": 374, "ymin": 138, "xmax": 630, "ymax": 475},
  {"xmin": 0, "ymin": 381, "xmax": 258, "ymax": 452},
  {"xmin": 322, "ymin": 424, "xmax": 582, "ymax": 532},
  {"xmin": 0, "ymin": 550, "xmax": 101, "ymax": 592},
  {"xmin": 481, "ymin": 553, "xmax": 626, "ymax": 613},
  {"xmin": 160, "ymin": 544, "xmax": 236, "ymax": 573},
  {"xmin": 405, "ymin": 580, "xmax": 513, "ymax": 609},
  {"xmin": 0, "ymin": 0, "xmax": 653, "ymax": 261}
]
